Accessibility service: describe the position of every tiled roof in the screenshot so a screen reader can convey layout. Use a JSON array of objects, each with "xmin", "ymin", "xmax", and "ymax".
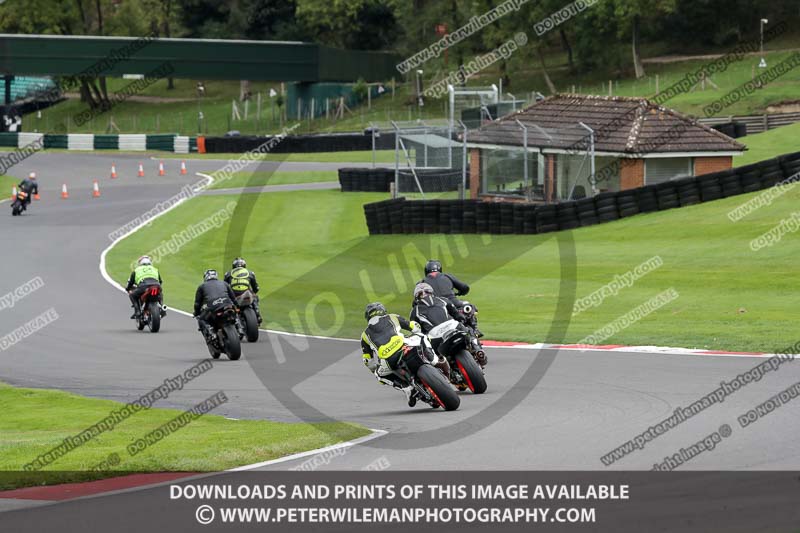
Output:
[{"xmin": 468, "ymin": 94, "xmax": 745, "ymax": 154}]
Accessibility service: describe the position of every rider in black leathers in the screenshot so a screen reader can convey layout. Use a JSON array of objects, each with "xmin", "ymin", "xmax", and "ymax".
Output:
[
  {"xmin": 16, "ymin": 173, "xmax": 39, "ymax": 210},
  {"xmin": 418, "ymin": 259, "xmax": 482, "ymax": 337},
  {"xmin": 193, "ymin": 269, "xmax": 237, "ymax": 340}
]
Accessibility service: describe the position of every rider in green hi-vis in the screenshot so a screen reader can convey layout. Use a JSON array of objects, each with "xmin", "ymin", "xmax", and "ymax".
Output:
[
  {"xmin": 126, "ymin": 255, "xmax": 163, "ymax": 319},
  {"xmin": 224, "ymin": 257, "xmax": 262, "ymax": 323}
]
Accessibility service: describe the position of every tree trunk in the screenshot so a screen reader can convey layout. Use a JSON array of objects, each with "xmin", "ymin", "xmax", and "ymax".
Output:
[
  {"xmin": 80, "ymin": 79, "xmax": 97, "ymax": 108},
  {"xmin": 89, "ymin": 80, "xmax": 104, "ymax": 108},
  {"xmin": 240, "ymin": 80, "xmax": 251, "ymax": 101},
  {"xmin": 632, "ymin": 15, "xmax": 645, "ymax": 79},
  {"xmin": 99, "ymin": 77, "xmax": 109, "ymax": 103},
  {"xmin": 559, "ymin": 28, "xmax": 574, "ymax": 72},
  {"xmin": 164, "ymin": 0, "xmax": 175, "ymax": 90},
  {"xmin": 537, "ymin": 47, "xmax": 557, "ymax": 94}
]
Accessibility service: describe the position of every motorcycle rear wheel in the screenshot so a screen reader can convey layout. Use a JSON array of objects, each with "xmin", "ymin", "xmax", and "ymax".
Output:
[
  {"xmin": 454, "ymin": 350, "xmax": 486, "ymax": 394},
  {"xmin": 147, "ymin": 302, "xmax": 161, "ymax": 333},
  {"xmin": 242, "ymin": 308, "xmax": 259, "ymax": 342},
  {"xmin": 417, "ymin": 364, "xmax": 460, "ymax": 411},
  {"xmin": 223, "ymin": 324, "xmax": 242, "ymax": 360}
]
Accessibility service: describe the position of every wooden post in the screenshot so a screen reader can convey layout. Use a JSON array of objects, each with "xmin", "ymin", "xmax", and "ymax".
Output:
[
  {"xmin": 392, "ymin": 78, "xmax": 395, "ymax": 101},
  {"xmin": 608, "ymin": 80, "xmax": 612, "ymax": 96},
  {"xmin": 655, "ymin": 74, "xmax": 659, "ymax": 94},
  {"xmin": 367, "ymin": 87, "xmax": 371, "ymax": 109}
]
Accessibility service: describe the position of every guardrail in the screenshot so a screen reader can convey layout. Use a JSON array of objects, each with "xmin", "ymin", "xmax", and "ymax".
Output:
[
  {"xmin": 698, "ymin": 111, "xmax": 800, "ymax": 135},
  {"xmin": 0, "ymin": 132, "xmax": 195, "ymax": 152},
  {"xmin": 363, "ymin": 151, "xmax": 800, "ymax": 235}
]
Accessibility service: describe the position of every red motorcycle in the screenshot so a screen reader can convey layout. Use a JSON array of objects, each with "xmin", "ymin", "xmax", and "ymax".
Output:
[{"xmin": 135, "ymin": 285, "xmax": 166, "ymax": 333}]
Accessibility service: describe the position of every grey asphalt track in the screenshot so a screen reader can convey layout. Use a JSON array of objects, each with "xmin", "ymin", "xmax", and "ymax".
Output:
[{"xmin": 1, "ymin": 152, "xmax": 799, "ymax": 472}]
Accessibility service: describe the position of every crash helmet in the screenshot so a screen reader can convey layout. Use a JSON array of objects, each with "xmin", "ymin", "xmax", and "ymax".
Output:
[
  {"xmin": 232, "ymin": 257, "xmax": 246, "ymax": 269},
  {"xmin": 413, "ymin": 282, "xmax": 434, "ymax": 300},
  {"xmin": 203, "ymin": 269, "xmax": 218, "ymax": 281},
  {"xmin": 137, "ymin": 255, "xmax": 152, "ymax": 266},
  {"xmin": 364, "ymin": 302, "xmax": 387, "ymax": 321},
  {"xmin": 424, "ymin": 259, "xmax": 442, "ymax": 275}
]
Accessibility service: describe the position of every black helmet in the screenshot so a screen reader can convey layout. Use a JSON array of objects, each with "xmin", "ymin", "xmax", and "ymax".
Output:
[
  {"xmin": 232, "ymin": 257, "xmax": 246, "ymax": 269},
  {"xmin": 424, "ymin": 259, "xmax": 442, "ymax": 275},
  {"xmin": 203, "ymin": 269, "xmax": 218, "ymax": 281},
  {"xmin": 364, "ymin": 302, "xmax": 387, "ymax": 321}
]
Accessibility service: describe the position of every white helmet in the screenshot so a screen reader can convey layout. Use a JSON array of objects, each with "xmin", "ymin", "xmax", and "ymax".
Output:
[
  {"xmin": 414, "ymin": 282, "xmax": 434, "ymax": 300},
  {"xmin": 137, "ymin": 255, "xmax": 152, "ymax": 266}
]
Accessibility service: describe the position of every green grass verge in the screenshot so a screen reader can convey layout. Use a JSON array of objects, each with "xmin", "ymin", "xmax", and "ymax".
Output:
[
  {"xmin": 0, "ymin": 174, "xmax": 18, "ymax": 196},
  {"xmin": 107, "ymin": 186, "xmax": 798, "ymax": 352},
  {"xmin": 735, "ymin": 122, "xmax": 800, "ymax": 167},
  {"xmin": 0, "ymin": 381, "xmax": 369, "ymax": 489},
  {"xmin": 208, "ymin": 171, "xmax": 339, "ymax": 190}
]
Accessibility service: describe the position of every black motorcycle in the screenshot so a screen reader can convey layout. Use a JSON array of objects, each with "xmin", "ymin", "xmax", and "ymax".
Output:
[
  {"xmin": 234, "ymin": 290, "xmax": 259, "ymax": 342},
  {"xmin": 134, "ymin": 284, "xmax": 166, "ymax": 333},
  {"xmin": 394, "ymin": 334, "xmax": 460, "ymax": 411},
  {"xmin": 457, "ymin": 302, "xmax": 487, "ymax": 366},
  {"xmin": 203, "ymin": 301, "xmax": 242, "ymax": 361},
  {"xmin": 426, "ymin": 319, "xmax": 487, "ymax": 394},
  {"xmin": 10, "ymin": 190, "xmax": 29, "ymax": 216}
]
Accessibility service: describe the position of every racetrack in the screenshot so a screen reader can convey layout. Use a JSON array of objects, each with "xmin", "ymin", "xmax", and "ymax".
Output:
[{"xmin": 1, "ymin": 151, "xmax": 799, "ymax": 471}]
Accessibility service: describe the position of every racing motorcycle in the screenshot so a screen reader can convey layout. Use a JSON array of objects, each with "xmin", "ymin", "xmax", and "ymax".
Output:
[
  {"xmin": 426, "ymin": 318, "xmax": 487, "ymax": 394},
  {"xmin": 457, "ymin": 302, "xmax": 487, "ymax": 366},
  {"xmin": 134, "ymin": 285, "xmax": 166, "ymax": 333},
  {"xmin": 234, "ymin": 290, "xmax": 259, "ymax": 342},
  {"xmin": 202, "ymin": 300, "xmax": 242, "ymax": 361},
  {"xmin": 10, "ymin": 190, "xmax": 28, "ymax": 216},
  {"xmin": 393, "ymin": 334, "xmax": 460, "ymax": 411}
]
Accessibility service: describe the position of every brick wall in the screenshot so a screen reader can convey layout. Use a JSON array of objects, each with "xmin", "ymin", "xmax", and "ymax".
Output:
[
  {"xmin": 469, "ymin": 148, "xmax": 481, "ymax": 199},
  {"xmin": 694, "ymin": 156, "xmax": 733, "ymax": 176},
  {"xmin": 620, "ymin": 159, "xmax": 644, "ymax": 190}
]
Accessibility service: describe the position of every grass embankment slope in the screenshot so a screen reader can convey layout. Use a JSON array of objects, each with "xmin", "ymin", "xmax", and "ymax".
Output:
[
  {"xmin": 107, "ymin": 183, "xmax": 799, "ymax": 352},
  {"xmin": 0, "ymin": 381, "xmax": 368, "ymax": 489},
  {"xmin": 735, "ymin": 121, "xmax": 800, "ymax": 167}
]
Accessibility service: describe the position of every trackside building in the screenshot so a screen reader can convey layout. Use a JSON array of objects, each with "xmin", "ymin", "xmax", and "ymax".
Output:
[{"xmin": 466, "ymin": 94, "xmax": 745, "ymax": 202}]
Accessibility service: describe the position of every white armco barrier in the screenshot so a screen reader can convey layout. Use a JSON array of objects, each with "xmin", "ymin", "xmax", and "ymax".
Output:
[
  {"xmin": 119, "ymin": 134, "xmax": 147, "ymax": 151},
  {"xmin": 68, "ymin": 134, "xmax": 95, "ymax": 150},
  {"xmin": 17, "ymin": 132, "xmax": 44, "ymax": 149},
  {"xmin": 174, "ymin": 136, "xmax": 190, "ymax": 154}
]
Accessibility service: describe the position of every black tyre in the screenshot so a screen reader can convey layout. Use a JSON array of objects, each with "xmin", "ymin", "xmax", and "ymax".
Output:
[
  {"xmin": 148, "ymin": 302, "xmax": 161, "ymax": 333},
  {"xmin": 454, "ymin": 350, "xmax": 487, "ymax": 394},
  {"xmin": 417, "ymin": 364, "xmax": 460, "ymax": 411},
  {"xmin": 242, "ymin": 308, "xmax": 259, "ymax": 342},
  {"xmin": 223, "ymin": 324, "xmax": 242, "ymax": 360}
]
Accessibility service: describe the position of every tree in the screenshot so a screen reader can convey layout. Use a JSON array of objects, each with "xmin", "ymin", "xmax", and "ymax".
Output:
[{"xmin": 609, "ymin": 0, "xmax": 676, "ymax": 78}]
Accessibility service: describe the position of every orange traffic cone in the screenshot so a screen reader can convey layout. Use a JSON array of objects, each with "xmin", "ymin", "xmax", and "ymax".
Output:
[
  {"xmin": 61, "ymin": 184, "xmax": 69, "ymax": 199},
  {"xmin": 111, "ymin": 163, "xmax": 118, "ymax": 179},
  {"xmin": 11, "ymin": 186, "xmax": 17, "ymax": 200},
  {"xmin": 137, "ymin": 163, "xmax": 144, "ymax": 177},
  {"xmin": 92, "ymin": 180, "xmax": 101, "ymax": 198},
  {"xmin": 180, "ymin": 160, "xmax": 187, "ymax": 175},
  {"xmin": 158, "ymin": 161, "xmax": 165, "ymax": 176}
]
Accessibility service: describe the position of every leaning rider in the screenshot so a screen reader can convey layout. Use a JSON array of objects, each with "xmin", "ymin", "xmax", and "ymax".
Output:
[
  {"xmin": 125, "ymin": 255, "xmax": 164, "ymax": 319},
  {"xmin": 193, "ymin": 269, "xmax": 237, "ymax": 340},
  {"xmin": 17, "ymin": 172, "xmax": 39, "ymax": 208},
  {"xmin": 410, "ymin": 282, "xmax": 486, "ymax": 368},
  {"xmin": 419, "ymin": 259, "xmax": 482, "ymax": 337},
  {"xmin": 361, "ymin": 302, "xmax": 425, "ymax": 407},
  {"xmin": 224, "ymin": 257, "xmax": 262, "ymax": 324}
]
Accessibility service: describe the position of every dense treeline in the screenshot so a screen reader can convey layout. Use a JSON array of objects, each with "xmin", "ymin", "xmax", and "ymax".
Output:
[{"xmin": 1, "ymin": 0, "xmax": 798, "ymax": 90}]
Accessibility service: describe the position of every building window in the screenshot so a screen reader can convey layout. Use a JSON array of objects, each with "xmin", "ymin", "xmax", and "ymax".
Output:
[
  {"xmin": 645, "ymin": 157, "xmax": 693, "ymax": 185},
  {"xmin": 481, "ymin": 149, "xmax": 538, "ymax": 197}
]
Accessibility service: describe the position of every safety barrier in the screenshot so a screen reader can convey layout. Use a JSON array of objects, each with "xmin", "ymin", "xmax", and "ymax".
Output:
[
  {"xmin": 363, "ymin": 151, "xmax": 800, "ymax": 235},
  {"xmin": 203, "ymin": 132, "xmax": 396, "ymax": 154},
  {"xmin": 0, "ymin": 132, "xmax": 195, "ymax": 152},
  {"xmin": 339, "ymin": 167, "xmax": 463, "ymax": 193}
]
